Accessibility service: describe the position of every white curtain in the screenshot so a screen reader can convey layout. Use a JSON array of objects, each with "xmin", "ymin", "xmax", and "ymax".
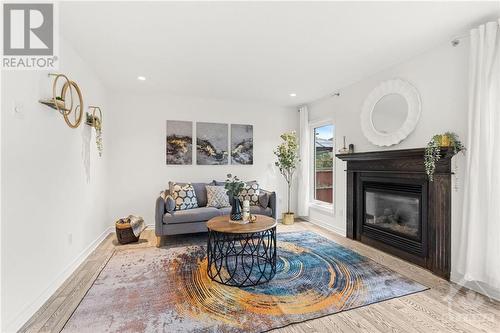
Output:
[
  {"xmin": 297, "ymin": 106, "xmax": 310, "ymax": 217},
  {"xmin": 458, "ymin": 19, "xmax": 500, "ymax": 290}
]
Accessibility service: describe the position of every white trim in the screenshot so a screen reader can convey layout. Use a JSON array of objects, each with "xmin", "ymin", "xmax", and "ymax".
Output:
[
  {"xmin": 307, "ymin": 216, "xmax": 346, "ymax": 237},
  {"xmin": 5, "ymin": 225, "xmax": 114, "ymax": 333},
  {"xmin": 308, "ymin": 120, "xmax": 335, "ymax": 213},
  {"xmin": 450, "ymin": 272, "xmax": 500, "ymax": 302},
  {"xmin": 309, "ymin": 202, "xmax": 334, "ymax": 216}
]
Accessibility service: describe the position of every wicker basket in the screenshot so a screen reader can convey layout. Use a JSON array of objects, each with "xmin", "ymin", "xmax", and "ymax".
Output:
[{"xmin": 115, "ymin": 220, "xmax": 139, "ymax": 244}]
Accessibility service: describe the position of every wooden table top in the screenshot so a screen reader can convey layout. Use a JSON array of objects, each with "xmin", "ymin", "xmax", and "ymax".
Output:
[{"xmin": 207, "ymin": 215, "xmax": 277, "ymax": 234}]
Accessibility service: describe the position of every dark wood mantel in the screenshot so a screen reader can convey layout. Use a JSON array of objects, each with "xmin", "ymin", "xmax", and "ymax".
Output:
[
  {"xmin": 336, "ymin": 148, "xmax": 452, "ymax": 279},
  {"xmin": 337, "ymin": 147, "xmax": 454, "ymax": 172}
]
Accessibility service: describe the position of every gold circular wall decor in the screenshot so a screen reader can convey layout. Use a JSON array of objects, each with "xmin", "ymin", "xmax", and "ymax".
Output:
[{"xmin": 50, "ymin": 74, "xmax": 84, "ymax": 128}]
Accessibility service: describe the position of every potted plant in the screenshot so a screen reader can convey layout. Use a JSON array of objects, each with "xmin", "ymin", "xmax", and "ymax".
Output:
[
  {"xmin": 274, "ymin": 131, "xmax": 300, "ymax": 225},
  {"xmin": 224, "ymin": 174, "xmax": 245, "ymax": 221},
  {"xmin": 424, "ymin": 132, "xmax": 465, "ymax": 181},
  {"xmin": 86, "ymin": 112, "xmax": 103, "ymax": 157}
]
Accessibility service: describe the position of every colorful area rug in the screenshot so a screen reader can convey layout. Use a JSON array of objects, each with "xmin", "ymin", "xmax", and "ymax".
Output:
[{"xmin": 62, "ymin": 231, "xmax": 427, "ymax": 332}]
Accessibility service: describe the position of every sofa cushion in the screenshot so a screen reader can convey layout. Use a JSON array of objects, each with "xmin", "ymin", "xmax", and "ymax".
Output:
[
  {"xmin": 163, "ymin": 207, "xmax": 221, "ymax": 224},
  {"xmin": 206, "ymin": 185, "xmax": 230, "ymax": 208},
  {"xmin": 258, "ymin": 192, "xmax": 269, "ymax": 208},
  {"xmin": 165, "ymin": 195, "xmax": 176, "ymax": 213},
  {"xmin": 250, "ymin": 205, "xmax": 273, "ymax": 217},
  {"xmin": 169, "ymin": 181, "xmax": 213, "ymax": 207},
  {"xmin": 218, "ymin": 206, "xmax": 273, "ymax": 217},
  {"xmin": 170, "ymin": 183, "xmax": 198, "ymax": 210},
  {"xmin": 239, "ymin": 182, "xmax": 260, "ymax": 206}
]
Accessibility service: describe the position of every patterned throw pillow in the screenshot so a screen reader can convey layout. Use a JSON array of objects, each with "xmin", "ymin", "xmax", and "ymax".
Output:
[
  {"xmin": 206, "ymin": 186, "xmax": 230, "ymax": 208},
  {"xmin": 171, "ymin": 183, "xmax": 198, "ymax": 210},
  {"xmin": 239, "ymin": 182, "xmax": 260, "ymax": 206}
]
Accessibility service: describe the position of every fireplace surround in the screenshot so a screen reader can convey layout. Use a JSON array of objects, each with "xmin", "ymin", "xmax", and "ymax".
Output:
[{"xmin": 337, "ymin": 148, "xmax": 452, "ymax": 279}]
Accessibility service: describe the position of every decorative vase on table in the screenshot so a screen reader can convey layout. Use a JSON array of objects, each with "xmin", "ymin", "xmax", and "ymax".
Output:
[{"xmin": 230, "ymin": 198, "xmax": 242, "ymax": 221}]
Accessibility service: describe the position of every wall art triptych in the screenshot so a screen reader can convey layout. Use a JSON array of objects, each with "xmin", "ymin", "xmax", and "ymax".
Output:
[{"xmin": 166, "ymin": 121, "xmax": 253, "ymax": 166}]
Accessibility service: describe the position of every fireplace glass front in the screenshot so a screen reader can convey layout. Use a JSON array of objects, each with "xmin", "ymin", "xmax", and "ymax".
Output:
[{"xmin": 364, "ymin": 189, "xmax": 420, "ymax": 239}]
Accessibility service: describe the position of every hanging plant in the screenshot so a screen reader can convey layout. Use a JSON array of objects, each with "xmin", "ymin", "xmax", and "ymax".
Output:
[
  {"xmin": 86, "ymin": 112, "xmax": 103, "ymax": 157},
  {"xmin": 424, "ymin": 132, "xmax": 464, "ymax": 181}
]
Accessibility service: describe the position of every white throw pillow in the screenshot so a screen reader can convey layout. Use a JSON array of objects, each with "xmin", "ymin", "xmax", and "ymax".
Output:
[
  {"xmin": 206, "ymin": 186, "xmax": 230, "ymax": 208},
  {"xmin": 171, "ymin": 183, "xmax": 198, "ymax": 210}
]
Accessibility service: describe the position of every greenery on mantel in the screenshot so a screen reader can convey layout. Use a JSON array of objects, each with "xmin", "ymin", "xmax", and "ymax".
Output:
[
  {"xmin": 424, "ymin": 132, "xmax": 465, "ymax": 181},
  {"xmin": 274, "ymin": 131, "xmax": 300, "ymax": 214}
]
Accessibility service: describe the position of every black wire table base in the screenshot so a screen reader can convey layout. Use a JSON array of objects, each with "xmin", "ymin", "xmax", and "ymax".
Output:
[{"xmin": 207, "ymin": 227, "xmax": 277, "ymax": 287}]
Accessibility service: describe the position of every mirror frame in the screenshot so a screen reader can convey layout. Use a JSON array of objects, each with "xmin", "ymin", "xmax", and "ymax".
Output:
[{"xmin": 360, "ymin": 79, "xmax": 421, "ymax": 147}]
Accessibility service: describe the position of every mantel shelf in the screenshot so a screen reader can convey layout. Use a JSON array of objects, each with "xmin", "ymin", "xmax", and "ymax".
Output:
[{"xmin": 336, "ymin": 147, "xmax": 455, "ymax": 162}]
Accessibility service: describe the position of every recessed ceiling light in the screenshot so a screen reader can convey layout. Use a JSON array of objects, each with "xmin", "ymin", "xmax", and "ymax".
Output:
[
  {"xmin": 289, "ymin": 93, "xmax": 297, "ymax": 97},
  {"xmin": 137, "ymin": 76, "xmax": 146, "ymax": 81}
]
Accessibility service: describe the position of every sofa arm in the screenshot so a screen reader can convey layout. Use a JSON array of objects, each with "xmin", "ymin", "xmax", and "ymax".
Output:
[
  {"xmin": 261, "ymin": 189, "xmax": 277, "ymax": 220},
  {"xmin": 155, "ymin": 191, "xmax": 168, "ymax": 235}
]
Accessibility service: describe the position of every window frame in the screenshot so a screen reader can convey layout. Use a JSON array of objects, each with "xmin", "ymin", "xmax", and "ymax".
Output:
[{"xmin": 309, "ymin": 119, "xmax": 335, "ymax": 214}]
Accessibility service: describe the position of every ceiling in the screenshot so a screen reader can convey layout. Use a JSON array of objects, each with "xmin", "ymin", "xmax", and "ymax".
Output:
[{"xmin": 60, "ymin": 1, "xmax": 499, "ymax": 107}]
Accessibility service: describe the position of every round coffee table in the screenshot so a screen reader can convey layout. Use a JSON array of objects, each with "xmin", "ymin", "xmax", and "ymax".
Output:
[{"xmin": 206, "ymin": 215, "xmax": 277, "ymax": 287}]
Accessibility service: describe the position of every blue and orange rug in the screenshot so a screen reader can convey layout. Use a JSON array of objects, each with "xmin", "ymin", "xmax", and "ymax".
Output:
[{"xmin": 63, "ymin": 232, "xmax": 427, "ymax": 332}]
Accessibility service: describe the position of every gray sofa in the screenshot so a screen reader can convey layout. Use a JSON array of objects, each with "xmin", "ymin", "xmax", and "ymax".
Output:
[{"xmin": 155, "ymin": 181, "xmax": 276, "ymax": 246}]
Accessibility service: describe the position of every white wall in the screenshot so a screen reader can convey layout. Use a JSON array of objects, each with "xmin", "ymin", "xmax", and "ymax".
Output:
[
  {"xmin": 106, "ymin": 94, "xmax": 298, "ymax": 226},
  {"xmin": 1, "ymin": 38, "xmax": 110, "ymax": 332},
  {"xmin": 307, "ymin": 40, "xmax": 468, "ymax": 283}
]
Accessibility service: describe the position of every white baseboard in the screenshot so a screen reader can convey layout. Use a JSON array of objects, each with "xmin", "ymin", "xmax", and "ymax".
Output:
[
  {"xmin": 5, "ymin": 225, "xmax": 114, "ymax": 333},
  {"xmin": 450, "ymin": 272, "xmax": 500, "ymax": 302},
  {"xmin": 306, "ymin": 216, "xmax": 346, "ymax": 237}
]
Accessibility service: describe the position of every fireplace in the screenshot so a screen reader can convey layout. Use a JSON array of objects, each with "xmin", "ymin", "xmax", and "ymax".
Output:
[
  {"xmin": 337, "ymin": 148, "xmax": 452, "ymax": 279},
  {"xmin": 364, "ymin": 187, "xmax": 420, "ymax": 239},
  {"xmin": 360, "ymin": 178, "xmax": 427, "ymax": 258}
]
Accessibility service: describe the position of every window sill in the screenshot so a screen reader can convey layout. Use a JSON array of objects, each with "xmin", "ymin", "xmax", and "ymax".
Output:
[{"xmin": 309, "ymin": 202, "xmax": 334, "ymax": 216}]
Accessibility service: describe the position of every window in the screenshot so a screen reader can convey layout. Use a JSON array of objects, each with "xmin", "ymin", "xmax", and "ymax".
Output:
[{"xmin": 313, "ymin": 124, "xmax": 334, "ymax": 204}]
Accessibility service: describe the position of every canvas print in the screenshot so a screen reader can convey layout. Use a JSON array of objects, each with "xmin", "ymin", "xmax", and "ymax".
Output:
[
  {"xmin": 196, "ymin": 122, "xmax": 228, "ymax": 165},
  {"xmin": 166, "ymin": 120, "xmax": 193, "ymax": 165},
  {"xmin": 231, "ymin": 124, "xmax": 253, "ymax": 165}
]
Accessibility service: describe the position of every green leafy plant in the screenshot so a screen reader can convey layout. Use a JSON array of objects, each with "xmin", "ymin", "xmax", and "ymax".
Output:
[
  {"xmin": 224, "ymin": 174, "xmax": 245, "ymax": 198},
  {"xmin": 274, "ymin": 131, "xmax": 300, "ymax": 214},
  {"xmin": 86, "ymin": 112, "xmax": 103, "ymax": 157},
  {"xmin": 424, "ymin": 132, "xmax": 465, "ymax": 181}
]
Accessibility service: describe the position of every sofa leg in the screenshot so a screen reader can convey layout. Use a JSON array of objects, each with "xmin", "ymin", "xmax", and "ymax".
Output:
[{"xmin": 156, "ymin": 236, "xmax": 162, "ymax": 248}]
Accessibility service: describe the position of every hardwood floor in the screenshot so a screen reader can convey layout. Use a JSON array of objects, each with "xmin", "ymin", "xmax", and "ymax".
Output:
[{"xmin": 20, "ymin": 221, "xmax": 499, "ymax": 333}]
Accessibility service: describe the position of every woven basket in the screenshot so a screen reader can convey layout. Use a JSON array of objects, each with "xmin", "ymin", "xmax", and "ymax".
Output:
[{"xmin": 115, "ymin": 220, "xmax": 139, "ymax": 244}]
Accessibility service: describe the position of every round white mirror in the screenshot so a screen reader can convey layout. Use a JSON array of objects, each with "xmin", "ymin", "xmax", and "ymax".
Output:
[
  {"xmin": 361, "ymin": 79, "xmax": 421, "ymax": 146},
  {"xmin": 371, "ymin": 94, "xmax": 408, "ymax": 134}
]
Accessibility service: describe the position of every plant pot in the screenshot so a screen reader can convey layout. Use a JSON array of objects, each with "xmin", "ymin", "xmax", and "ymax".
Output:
[
  {"xmin": 439, "ymin": 135, "xmax": 451, "ymax": 147},
  {"xmin": 230, "ymin": 198, "xmax": 242, "ymax": 221},
  {"xmin": 282, "ymin": 212, "xmax": 295, "ymax": 225}
]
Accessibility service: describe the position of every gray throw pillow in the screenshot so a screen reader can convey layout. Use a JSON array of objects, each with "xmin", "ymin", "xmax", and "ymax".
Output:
[
  {"xmin": 165, "ymin": 195, "xmax": 176, "ymax": 213},
  {"xmin": 258, "ymin": 192, "xmax": 269, "ymax": 208}
]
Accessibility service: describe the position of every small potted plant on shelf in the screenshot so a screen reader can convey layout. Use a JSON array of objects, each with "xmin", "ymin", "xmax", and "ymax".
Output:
[
  {"xmin": 274, "ymin": 131, "xmax": 300, "ymax": 225},
  {"xmin": 224, "ymin": 174, "xmax": 245, "ymax": 222},
  {"xmin": 424, "ymin": 132, "xmax": 465, "ymax": 181},
  {"xmin": 86, "ymin": 112, "xmax": 103, "ymax": 157}
]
